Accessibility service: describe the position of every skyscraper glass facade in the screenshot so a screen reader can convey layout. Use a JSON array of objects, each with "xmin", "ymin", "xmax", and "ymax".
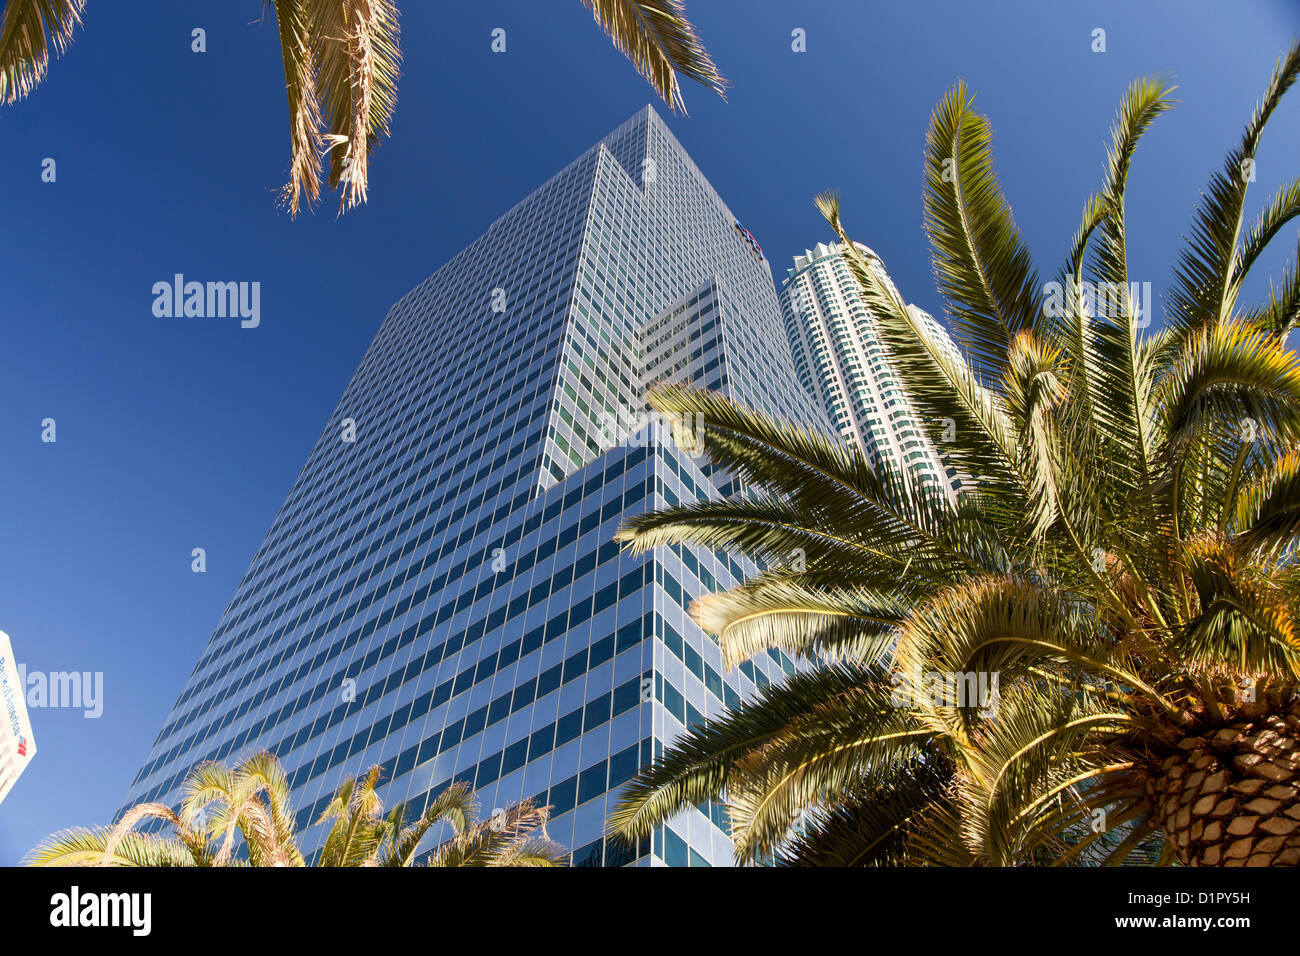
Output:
[{"xmin": 118, "ymin": 107, "xmax": 831, "ymax": 866}]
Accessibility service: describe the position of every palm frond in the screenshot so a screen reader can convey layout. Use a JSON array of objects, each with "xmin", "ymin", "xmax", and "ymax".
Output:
[
  {"xmin": 1175, "ymin": 535, "xmax": 1300, "ymax": 678},
  {"xmin": 232, "ymin": 749, "xmax": 304, "ymax": 865},
  {"xmin": 1255, "ymin": 235, "xmax": 1300, "ymax": 339},
  {"xmin": 1235, "ymin": 449, "xmax": 1300, "ymax": 559},
  {"xmin": 577, "ymin": 0, "xmax": 726, "ymax": 113},
  {"xmin": 23, "ymin": 826, "xmax": 202, "ymax": 867},
  {"xmin": 920, "ymin": 80, "xmax": 1043, "ymax": 383},
  {"xmin": 642, "ymin": 382, "xmax": 902, "ymax": 526},
  {"xmin": 316, "ymin": 765, "xmax": 385, "ymax": 866},
  {"xmin": 608, "ymin": 663, "xmax": 916, "ymax": 846},
  {"xmin": 427, "ymin": 800, "xmax": 563, "ymax": 866},
  {"xmin": 1081, "ymin": 78, "xmax": 1177, "ymax": 494},
  {"xmin": 693, "ymin": 572, "xmax": 906, "ymax": 669},
  {"xmin": 1157, "ymin": 320, "xmax": 1300, "ymax": 461},
  {"xmin": 775, "ymin": 757, "xmax": 954, "ymax": 866},
  {"xmin": 267, "ymin": 0, "xmax": 324, "ymax": 216},
  {"xmin": 1168, "ymin": 39, "xmax": 1300, "ymax": 333},
  {"xmin": 1233, "ymin": 176, "xmax": 1300, "ymax": 295},
  {"xmin": 954, "ymin": 683, "xmax": 1133, "ymax": 865},
  {"xmin": 0, "ymin": 0, "xmax": 85, "ymax": 105},
  {"xmin": 722, "ymin": 677, "xmax": 933, "ymax": 862},
  {"xmin": 1003, "ymin": 331, "xmax": 1068, "ymax": 540},
  {"xmin": 383, "ymin": 780, "xmax": 477, "ymax": 866},
  {"xmin": 313, "ymin": 0, "xmax": 401, "ymax": 213}
]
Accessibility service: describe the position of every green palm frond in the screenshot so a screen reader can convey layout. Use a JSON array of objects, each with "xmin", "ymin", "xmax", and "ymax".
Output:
[
  {"xmin": 1168, "ymin": 39, "xmax": 1300, "ymax": 333},
  {"xmin": 954, "ymin": 684, "xmax": 1133, "ymax": 865},
  {"xmin": 1065, "ymin": 192, "xmax": 1113, "ymax": 283},
  {"xmin": 920, "ymin": 80, "xmax": 1043, "ymax": 382},
  {"xmin": 1176, "ymin": 535, "xmax": 1300, "ymax": 678},
  {"xmin": 643, "ymin": 381, "xmax": 892, "ymax": 520},
  {"xmin": 775, "ymin": 757, "xmax": 954, "ymax": 866},
  {"xmin": 1055, "ymin": 192, "xmax": 1111, "ymax": 453},
  {"xmin": 608, "ymin": 663, "xmax": 918, "ymax": 846},
  {"xmin": 615, "ymin": 387, "xmax": 991, "ymax": 581},
  {"xmin": 316, "ymin": 765, "xmax": 385, "ymax": 866},
  {"xmin": 618, "ymin": 492, "xmax": 909, "ymax": 574},
  {"xmin": 1255, "ymin": 235, "xmax": 1300, "ymax": 339},
  {"xmin": 0, "ymin": 0, "xmax": 85, "ymax": 105},
  {"xmin": 692, "ymin": 572, "xmax": 906, "ymax": 669},
  {"xmin": 901, "ymin": 791, "xmax": 984, "ymax": 866},
  {"xmin": 1028, "ymin": 788, "xmax": 1154, "ymax": 867},
  {"xmin": 179, "ymin": 760, "xmax": 250, "ymax": 865},
  {"xmin": 23, "ymin": 826, "xmax": 204, "ymax": 867},
  {"xmin": 1235, "ymin": 449, "xmax": 1300, "ymax": 558},
  {"xmin": 722, "ymin": 676, "xmax": 932, "ymax": 862},
  {"xmin": 1097, "ymin": 77, "xmax": 1178, "ymax": 212},
  {"xmin": 1233, "ymin": 176, "xmax": 1300, "ymax": 296},
  {"xmin": 382, "ymin": 780, "xmax": 476, "ymax": 866},
  {"xmin": 578, "ymin": 0, "xmax": 726, "ymax": 112},
  {"xmin": 1003, "ymin": 331, "xmax": 1068, "ymax": 539},
  {"xmin": 1081, "ymin": 79, "xmax": 1177, "ymax": 496},
  {"xmin": 232, "ymin": 749, "xmax": 304, "ymax": 865},
  {"xmin": 893, "ymin": 576, "xmax": 1164, "ymax": 715},
  {"xmin": 427, "ymin": 800, "xmax": 564, "ymax": 866},
  {"xmin": 1157, "ymin": 320, "xmax": 1300, "ymax": 460},
  {"xmin": 485, "ymin": 837, "xmax": 570, "ymax": 867},
  {"xmin": 98, "ymin": 800, "xmax": 215, "ymax": 868}
]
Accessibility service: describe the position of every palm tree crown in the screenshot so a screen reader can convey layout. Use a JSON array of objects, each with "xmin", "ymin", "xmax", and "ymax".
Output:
[
  {"xmin": 25, "ymin": 752, "xmax": 565, "ymax": 867},
  {"xmin": 608, "ymin": 40, "xmax": 1300, "ymax": 866}
]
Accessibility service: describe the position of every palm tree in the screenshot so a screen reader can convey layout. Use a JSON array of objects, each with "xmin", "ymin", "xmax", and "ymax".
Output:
[
  {"xmin": 25, "ymin": 751, "xmax": 565, "ymax": 866},
  {"xmin": 608, "ymin": 41, "xmax": 1300, "ymax": 866},
  {"xmin": 0, "ymin": 0, "xmax": 726, "ymax": 214},
  {"xmin": 314, "ymin": 766, "xmax": 565, "ymax": 867}
]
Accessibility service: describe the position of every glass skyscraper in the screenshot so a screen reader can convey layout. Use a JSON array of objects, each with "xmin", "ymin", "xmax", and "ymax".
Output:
[
  {"xmin": 778, "ymin": 241, "xmax": 963, "ymax": 503},
  {"xmin": 117, "ymin": 107, "xmax": 831, "ymax": 866}
]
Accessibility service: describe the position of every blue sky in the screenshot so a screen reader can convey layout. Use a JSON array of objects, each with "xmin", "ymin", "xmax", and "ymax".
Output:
[{"xmin": 1, "ymin": 0, "xmax": 1298, "ymax": 864}]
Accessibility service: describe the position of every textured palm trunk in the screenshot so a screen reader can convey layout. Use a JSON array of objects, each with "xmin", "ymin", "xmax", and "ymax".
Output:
[{"xmin": 1144, "ymin": 700, "xmax": 1300, "ymax": 866}]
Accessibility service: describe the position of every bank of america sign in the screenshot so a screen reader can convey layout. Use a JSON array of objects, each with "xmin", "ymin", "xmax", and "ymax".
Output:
[{"xmin": 0, "ymin": 630, "xmax": 37, "ymax": 806}]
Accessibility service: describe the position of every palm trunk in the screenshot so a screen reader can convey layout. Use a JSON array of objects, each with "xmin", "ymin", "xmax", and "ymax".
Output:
[{"xmin": 1145, "ymin": 700, "xmax": 1300, "ymax": 866}]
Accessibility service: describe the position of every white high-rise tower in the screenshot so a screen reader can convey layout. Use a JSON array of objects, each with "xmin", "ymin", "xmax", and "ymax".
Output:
[{"xmin": 778, "ymin": 241, "xmax": 962, "ymax": 503}]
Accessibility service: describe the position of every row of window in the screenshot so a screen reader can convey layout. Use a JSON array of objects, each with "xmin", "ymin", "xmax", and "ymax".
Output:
[
  {"xmin": 282, "ymin": 623, "xmax": 654, "ymax": 823},
  {"xmin": 196, "ymin": 377, "xmax": 556, "ymax": 680},
  {"xmin": 129, "ymin": 533, "xmax": 652, "ymax": 804},
  {"xmin": 159, "ymin": 442, "xmax": 649, "ymax": 751},
  {"xmin": 197, "ymin": 374, "xmax": 556, "ymax": 685}
]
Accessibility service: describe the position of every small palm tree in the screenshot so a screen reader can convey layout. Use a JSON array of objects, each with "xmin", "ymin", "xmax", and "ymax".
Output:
[
  {"xmin": 0, "ymin": 0, "xmax": 726, "ymax": 214},
  {"xmin": 25, "ymin": 750, "xmax": 304, "ymax": 866},
  {"xmin": 25, "ymin": 751, "xmax": 564, "ymax": 867},
  {"xmin": 315, "ymin": 766, "xmax": 565, "ymax": 867},
  {"xmin": 608, "ymin": 42, "xmax": 1300, "ymax": 866}
]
